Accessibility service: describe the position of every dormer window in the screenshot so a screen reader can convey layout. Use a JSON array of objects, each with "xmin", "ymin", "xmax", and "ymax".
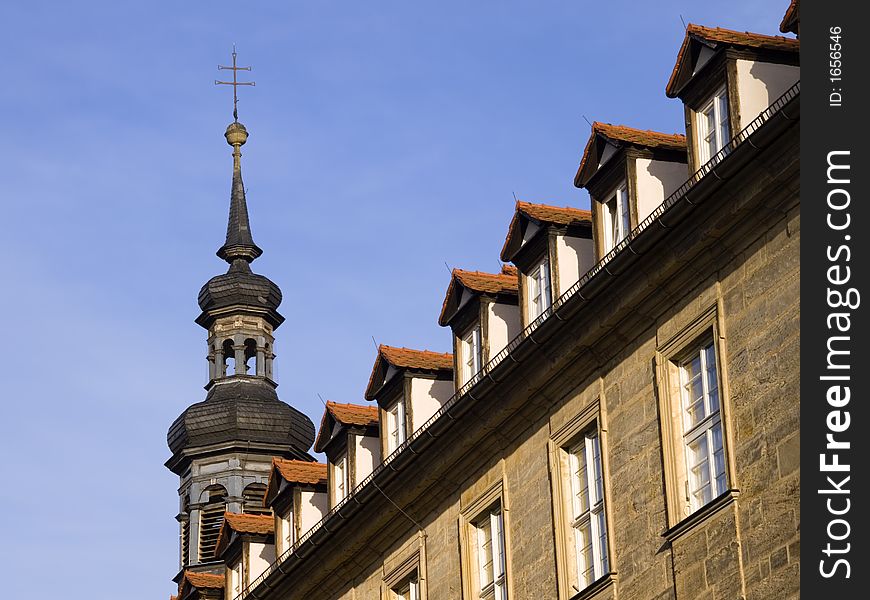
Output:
[
  {"xmin": 460, "ymin": 324, "xmax": 482, "ymax": 385},
  {"xmin": 697, "ymin": 86, "xmax": 730, "ymax": 163},
  {"xmin": 603, "ymin": 183, "xmax": 629, "ymax": 253},
  {"xmin": 387, "ymin": 397, "xmax": 407, "ymax": 453},
  {"xmin": 527, "ymin": 257, "xmax": 552, "ymax": 321}
]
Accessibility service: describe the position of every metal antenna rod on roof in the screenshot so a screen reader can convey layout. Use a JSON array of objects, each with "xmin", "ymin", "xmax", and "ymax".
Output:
[
  {"xmin": 371, "ymin": 335, "xmax": 379, "ymax": 351},
  {"xmin": 582, "ymin": 115, "xmax": 593, "ymax": 128},
  {"xmin": 679, "ymin": 14, "xmax": 687, "ymax": 30},
  {"xmin": 443, "ymin": 260, "xmax": 452, "ymax": 275},
  {"xmin": 316, "ymin": 393, "xmax": 327, "ymax": 407},
  {"xmin": 512, "ymin": 191, "xmax": 518, "ymax": 202}
]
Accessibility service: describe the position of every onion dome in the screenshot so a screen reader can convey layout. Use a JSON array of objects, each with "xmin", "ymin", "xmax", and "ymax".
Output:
[{"xmin": 167, "ymin": 379, "xmax": 316, "ymax": 459}]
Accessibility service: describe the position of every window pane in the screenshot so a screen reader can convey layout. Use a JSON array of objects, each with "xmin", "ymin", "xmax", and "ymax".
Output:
[
  {"xmin": 704, "ymin": 344, "xmax": 719, "ymax": 414},
  {"xmin": 590, "ymin": 434, "xmax": 604, "ymax": 504},
  {"xmin": 596, "ymin": 509, "xmax": 609, "ymax": 575},
  {"xmin": 572, "ymin": 445, "xmax": 590, "ymax": 515},
  {"xmin": 682, "ymin": 352, "xmax": 706, "ymax": 429},
  {"xmin": 618, "ymin": 187, "xmax": 630, "ymax": 240},
  {"xmin": 575, "ymin": 522, "xmax": 594, "ymax": 587},
  {"xmin": 688, "ymin": 435, "xmax": 712, "ymax": 507},
  {"xmin": 494, "ymin": 510, "xmax": 505, "ymax": 579},
  {"xmin": 712, "ymin": 422, "xmax": 726, "ymax": 494},
  {"xmin": 717, "ymin": 93, "xmax": 730, "ymax": 146},
  {"xmin": 478, "ymin": 517, "xmax": 494, "ymax": 587},
  {"xmin": 540, "ymin": 260, "xmax": 551, "ymax": 310}
]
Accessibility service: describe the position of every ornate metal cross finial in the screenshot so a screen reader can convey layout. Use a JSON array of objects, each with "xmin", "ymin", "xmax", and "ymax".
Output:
[{"xmin": 215, "ymin": 45, "xmax": 255, "ymax": 122}]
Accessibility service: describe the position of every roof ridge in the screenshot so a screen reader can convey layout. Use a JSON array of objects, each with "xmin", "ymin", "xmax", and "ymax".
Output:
[
  {"xmin": 687, "ymin": 22, "xmax": 798, "ymax": 42},
  {"xmin": 516, "ymin": 200, "xmax": 591, "ymax": 213},
  {"xmin": 592, "ymin": 121, "xmax": 686, "ymax": 140}
]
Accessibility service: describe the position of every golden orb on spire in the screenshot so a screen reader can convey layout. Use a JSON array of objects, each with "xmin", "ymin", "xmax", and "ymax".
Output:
[{"xmin": 224, "ymin": 121, "xmax": 248, "ymax": 146}]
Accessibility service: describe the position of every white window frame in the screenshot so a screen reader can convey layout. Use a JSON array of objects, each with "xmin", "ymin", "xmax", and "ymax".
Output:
[
  {"xmin": 602, "ymin": 183, "xmax": 629, "ymax": 253},
  {"xmin": 475, "ymin": 505, "xmax": 507, "ymax": 600},
  {"xmin": 461, "ymin": 323, "xmax": 482, "ymax": 386},
  {"xmin": 527, "ymin": 256, "xmax": 552, "ymax": 322},
  {"xmin": 697, "ymin": 86, "xmax": 730, "ymax": 164},
  {"xmin": 387, "ymin": 397, "xmax": 407, "ymax": 453},
  {"xmin": 679, "ymin": 340, "xmax": 727, "ymax": 512},
  {"xmin": 568, "ymin": 429, "xmax": 609, "ymax": 589},
  {"xmin": 333, "ymin": 452, "xmax": 348, "ymax": 504}
]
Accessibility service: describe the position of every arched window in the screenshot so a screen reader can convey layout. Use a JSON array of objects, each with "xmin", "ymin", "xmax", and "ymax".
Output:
[
  {"xmin": 199, "ymin": 485, "xmax": 228, "ymax": 561},
  {"xmin": 242, "ymin": 483, "xmax": 271, "ymax": 516},
  {"xmin": 244, "ymin": 338, "xmax": 258, "ymax": 375},
  {"xmin": 222, "ymin": 339, "xmax": 236, "ymax": 376}
]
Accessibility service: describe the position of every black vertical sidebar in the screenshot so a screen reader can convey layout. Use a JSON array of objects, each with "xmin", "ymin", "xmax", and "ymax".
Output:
[{"xmin": 802, "ymin": 0, "xmax": 868, "ymax": 596}]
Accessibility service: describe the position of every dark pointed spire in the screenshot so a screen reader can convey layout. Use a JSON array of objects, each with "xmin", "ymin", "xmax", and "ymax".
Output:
[{"xmin": 217, "ymin": 121, "xmax": 263, "ymax": 264}]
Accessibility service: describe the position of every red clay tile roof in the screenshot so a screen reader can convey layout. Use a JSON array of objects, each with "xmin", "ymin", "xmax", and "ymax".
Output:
[
  {"xmin": 500, "ymin": 201, "xmax": 592, "ymax": 261},
  {"xmin": 516, "ymin": 201, "xmax": 592, "ymax": 226},
  {"xmin": 313, "ymin": 401, "xmax": 380, "ymax": 452},
  {"xmin": 223, "ymin": 512, "xmax": 274, "ymax": 535},
  {"xmin": 326, "ymin": 401, "xmax": 379, "ymax": 427},
  {"xmin": 574, "ymin": 122, "xmax": 686, "ymax": 187},
  {"xmin": 181, "ymin": 571, "xmax": 224, "ymax": 591},
  {"xmin": 380, "ymin": 345, "xmax": 453, "ymax": 371},
  {"xmin": 365, "ymin": 345, "xmax": 453, "ymax": 400},
  {"xmin": 215, "ymin": 512, "xmax": 275, "ymax": 557},
  {"xmin": 780, "ymin": 0, "xmax": 799, "ymax": 34},
  {"xmin": 264, "ymin": 458, "xmax": 327, "ymax": 507},
  {"xmin": 438, "ymin": 268, "xmax": 519, "ymax": 326},
  {"xmin": 272, "ymin": 457, "xmax": 327, "ymax": 485},
  {"xmin": 666, "ymin": 24, "xmax": 799, "ymax": 97}
]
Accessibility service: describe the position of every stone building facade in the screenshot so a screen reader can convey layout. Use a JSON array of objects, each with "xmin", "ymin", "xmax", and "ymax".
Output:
[{"xmin": 169, "ymin": 4, "xmax": 800, "ymax": 600}]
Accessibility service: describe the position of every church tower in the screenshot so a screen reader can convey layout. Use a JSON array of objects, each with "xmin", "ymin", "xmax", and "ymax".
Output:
[{"xmin": 166, "ymin": 118, "xmax": 316, "ymax": 575}]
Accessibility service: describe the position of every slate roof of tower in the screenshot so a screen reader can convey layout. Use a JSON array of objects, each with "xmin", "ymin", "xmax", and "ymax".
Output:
[{"xmin": 167, "ymin": 379, "xmax": 316, "ymax": 458}]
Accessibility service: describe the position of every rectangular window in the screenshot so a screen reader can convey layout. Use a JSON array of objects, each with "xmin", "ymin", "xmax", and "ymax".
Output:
[
  {"xmin": 392, "ymin": 573, "xmax": 420, "ymax": 600},
  {"xmin": 388, "ymin": 398, "xmax": 407, "ymax": 453},
  {"xmin": 461, "ymin": 324, "xmax": 482, "ymax": 385},
  {"xmin": 548, "ymin": 404, "xmax": 615, "ymax": 599},
  {"xmin": 697, "ymin": 87, "xmax": 730, "ymax": 164},
  {"xmin": 333, "ymin": 452, "xmax": 348, "ymax": 504},
  {"xmin": 679, "ymin": 341, "xmax": 726, "ymax": 511},
  {"xmin": 656, "ymin": 312, "xmax": 733, "ymax": 530},
  {"xmin": 603, "ymin": 183, "xmax": 629, "ymax": 253},
  {"xmin": 475, "ymin": 505, "xmax": 507, "ymax": 600},
  {"xmin": 568, "ymin": 430, "xmax": 609, "ymax": 588},
  {"xmin": 527, "ymin": 257, "xmax": 552, "ymax": 321}
]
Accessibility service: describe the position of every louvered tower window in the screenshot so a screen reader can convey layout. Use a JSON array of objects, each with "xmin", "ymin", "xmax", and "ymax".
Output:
[
  {"xmin": 199, "ymin": 485, "xmax": 227, "ymax": 561},
  {"xmin": 180, "ymin": 494, "xmax": 191, "ymax": 567},
  {"xmin": 243, "ymin": 483, "xmax": 271, "ymax": 516}
]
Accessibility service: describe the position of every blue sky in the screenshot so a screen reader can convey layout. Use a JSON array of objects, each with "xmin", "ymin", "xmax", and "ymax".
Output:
[{"xmin": 0, "ymin": 1, "xmax": 787, "ymax": 597}]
